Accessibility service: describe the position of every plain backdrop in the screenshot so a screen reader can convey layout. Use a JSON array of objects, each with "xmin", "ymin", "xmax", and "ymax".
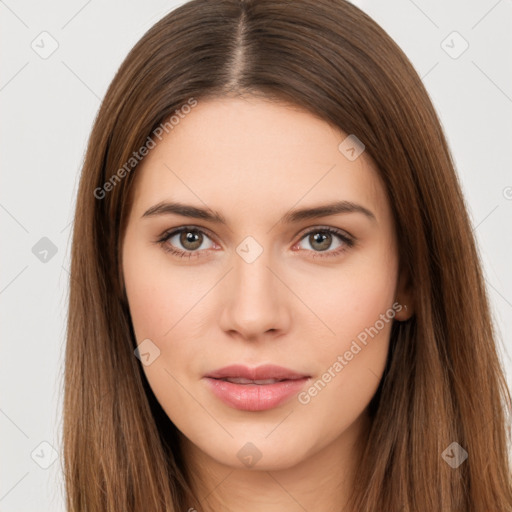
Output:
[{"xmin": 1, "ymin": 0, "xmax": 511, "ymax": 510}]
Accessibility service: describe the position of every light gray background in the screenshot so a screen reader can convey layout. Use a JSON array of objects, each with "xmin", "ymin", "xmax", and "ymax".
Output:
[{"xmin": 1, "ymin": 0, "xmax": 511, "ymax": 510}]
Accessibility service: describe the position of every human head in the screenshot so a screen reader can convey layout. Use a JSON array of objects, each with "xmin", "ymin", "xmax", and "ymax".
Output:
[{"xmin": 64, "ymin": 1, "xmax": 512, "ymax": 511}]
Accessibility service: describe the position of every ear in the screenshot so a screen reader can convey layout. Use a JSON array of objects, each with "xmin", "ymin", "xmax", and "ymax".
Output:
[{"xmin": 394, "ymin": 266, "xmax": 414, "ymax": 322}]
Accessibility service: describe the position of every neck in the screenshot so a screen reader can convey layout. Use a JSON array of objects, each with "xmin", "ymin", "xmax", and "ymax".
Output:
[{"xmin": 179, "ymin": 411, "xmax": 371, "ymax": 512}]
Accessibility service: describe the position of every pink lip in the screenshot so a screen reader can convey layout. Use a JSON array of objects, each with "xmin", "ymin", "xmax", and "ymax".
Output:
[
  {"xmin": 205, "ymin": 364, "xmax": 308, "ymax": 381},
  {"xmin": 203, "ymin": 364, "xmax": 310, "ymax": 411}
]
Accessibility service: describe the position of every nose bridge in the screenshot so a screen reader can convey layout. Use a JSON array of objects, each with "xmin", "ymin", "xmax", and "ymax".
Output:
[{"xmin": 220, "ymin": 237, "xmax": 289, "ymax": 338}]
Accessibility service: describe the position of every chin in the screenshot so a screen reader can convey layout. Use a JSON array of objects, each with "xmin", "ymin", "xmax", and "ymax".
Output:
[{"xmin": 193, "ymin": 432, "xmax": 315, "ymax": 471}]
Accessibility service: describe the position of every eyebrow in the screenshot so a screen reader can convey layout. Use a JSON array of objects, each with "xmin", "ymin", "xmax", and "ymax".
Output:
[{"xmin": 141, "ymin": 200, "xmax": 376, "ymax": 224}]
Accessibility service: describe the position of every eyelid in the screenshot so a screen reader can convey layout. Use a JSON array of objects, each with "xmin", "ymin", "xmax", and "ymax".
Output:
[
  {"xmin": 157, "ymin": 225, "xmax": 218, "ymax": 244},
  {"xmin": 294, "ymin": 224, "xmax": 354, "ymax": 242}
]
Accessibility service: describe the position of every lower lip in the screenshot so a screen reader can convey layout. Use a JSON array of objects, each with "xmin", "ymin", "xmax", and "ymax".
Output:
[{"xmin": 204, "ymin": 377, "xmax": 310, "ymax": 411}]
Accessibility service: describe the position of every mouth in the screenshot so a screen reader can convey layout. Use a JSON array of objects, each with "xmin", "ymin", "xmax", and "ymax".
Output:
[
  {"xmin": 214, "ymin": 377, "xmax": 295, "ymax": 385},
  {"xmin": 204, "ymin": 363, "xmax": 309, "ymax": 381},
  {"xmin": 203, "ymin": 364, "xmax": 310, "ymax": 411}
]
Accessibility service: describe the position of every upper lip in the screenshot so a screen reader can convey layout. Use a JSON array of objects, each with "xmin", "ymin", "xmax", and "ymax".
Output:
[{"xmin": 204, "ymin": 364, "xmax": 309, "ymax": 381}]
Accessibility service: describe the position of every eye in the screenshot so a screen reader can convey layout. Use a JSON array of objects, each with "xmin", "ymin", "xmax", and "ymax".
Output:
[
  {"xmin": 293, "ymin": 227, "xmax": 354, "ymax": 258},
  {"xmin": 156, "ymin": 225, "xmax": 355, "ymax": 260},
  {"xmin": 157, "ymin": 226, "xmax": 218, "ymax": 258}
]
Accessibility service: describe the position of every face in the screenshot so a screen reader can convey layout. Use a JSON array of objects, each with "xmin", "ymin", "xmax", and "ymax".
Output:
[{"xmin": 121, "ymin": 96, "xmax": 411, "ymax": 472}]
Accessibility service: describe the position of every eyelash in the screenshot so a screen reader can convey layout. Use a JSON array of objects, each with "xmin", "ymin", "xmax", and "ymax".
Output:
[{"xmin": 155, "ymin": 225, "xmax": 355, "ymax": 260}]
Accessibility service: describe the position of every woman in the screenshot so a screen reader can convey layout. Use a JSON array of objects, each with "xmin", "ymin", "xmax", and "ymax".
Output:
[{"xmin": 63, "ymin": 0, "xmax": 512, "ymax": 510}]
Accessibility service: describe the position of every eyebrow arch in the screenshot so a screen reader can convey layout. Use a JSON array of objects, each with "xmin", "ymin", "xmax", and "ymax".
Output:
[{"xmin": 141, "ymin": 200, "xmax": 376, "ymax": 224}]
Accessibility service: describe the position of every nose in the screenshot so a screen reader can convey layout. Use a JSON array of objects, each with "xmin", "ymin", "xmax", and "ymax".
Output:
[{"xmin": 218, "ymin": 246, "xmax": 292, "ymax": 342}]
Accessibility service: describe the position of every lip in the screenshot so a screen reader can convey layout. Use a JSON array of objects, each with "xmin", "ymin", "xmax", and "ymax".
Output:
[
  {"xmin": 205, "ymin": 364, "xmax": 308, "ymax": 381},
  {"xmin": 203, "ymin": 364, "xmax": 310, "ymax": 411}
]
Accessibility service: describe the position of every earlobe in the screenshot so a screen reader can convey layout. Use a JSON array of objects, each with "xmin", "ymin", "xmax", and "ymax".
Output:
[
  {"xmin": 394, "ymin": 300, "xmax": 413, "ymax": 321},
  {"xmin": 394, "ymin": 269, "xmax": 415, "ymax": 322}
]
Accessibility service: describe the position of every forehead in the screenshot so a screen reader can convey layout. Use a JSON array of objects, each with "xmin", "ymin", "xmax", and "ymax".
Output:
[{"xmin": 129, "ymin": 97, "xmax": 390, "ymax": 225}]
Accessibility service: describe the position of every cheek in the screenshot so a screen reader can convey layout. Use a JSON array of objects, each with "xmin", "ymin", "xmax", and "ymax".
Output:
[
  {"xmin": 297, "ymin": 244, "xmax": 397, "ymax": 418},
  {"xmin": 124, "ymin": 270, "xmax": 177, "ymax": 342},
  {"xmin": 122, "ymin": 242, "xmax": 209, "ymax": 428},
  {"xmin": 309, "ymin": 245, "xmax": 398, "ymax": 352},
  {"xmin": 123, "ymin": 239, "xmax": 204, "ymax": 342},
  {"xmin": 324, "ymin": 269, "xmax": 396, "ymax": 345},
  {"xmin": 123, "ymin": 241, "xmax": 218, "ymax": 406}
]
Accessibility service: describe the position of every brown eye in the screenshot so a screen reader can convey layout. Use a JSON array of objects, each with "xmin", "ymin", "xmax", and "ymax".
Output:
[
  {"xmin": 308, "ymin": 232, "xmax": 333, "ymax": 251},
  {"xmin": 160, "ymin": 227, "xmax": 216, "ymax": 255},
  {"xmin": 179, "ymin": 230, "xmax": 203, "ymax": 250},
  {"xmin": 294, "ymin": 227, "xmax": 354, "ymax": 258}
]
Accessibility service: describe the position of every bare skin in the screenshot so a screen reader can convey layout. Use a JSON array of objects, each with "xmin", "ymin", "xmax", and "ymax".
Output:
[{"xmin": 121, "ymin": 96, "xmax": 413, "ymax": 512}]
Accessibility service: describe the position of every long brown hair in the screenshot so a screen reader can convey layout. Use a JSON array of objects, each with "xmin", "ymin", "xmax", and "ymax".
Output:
[{"xmin": 63, "ymin": 0, "xmax": 512, "ymax": 510}]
